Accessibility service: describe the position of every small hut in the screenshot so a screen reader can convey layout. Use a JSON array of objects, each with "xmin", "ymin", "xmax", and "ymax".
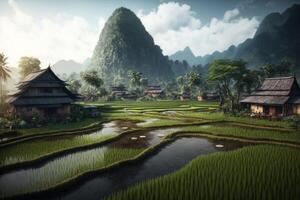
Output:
[
  {"xmin": 240, "ymin": 76, "xmax": 300, "ymax": 117},
  {"xmin": 180, "ymin": 92, "xmax": 191, "ymax": 101},
  {"xmin": 146, "ymin": 86, "xmax": 163, "ymax": 97},
  {"xmin": 111, "ymin": 86, "xmax": 127, "ymax": 98},
  {"xmin": 197, "ymin": 92, "xmax": 219, "ymax": 101},
  {"xmin": 6, "ymin": 67, "xmax": 79, "ymax": 121}
]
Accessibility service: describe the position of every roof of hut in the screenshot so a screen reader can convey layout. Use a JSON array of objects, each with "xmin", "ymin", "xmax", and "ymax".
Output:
[
  {"xmin": 240, "ymin": 76, "xmax": 300, "ymax": 105},
  {"xmin": 6, "ymin": 67, "xmax": 78, "ymax": 106}
]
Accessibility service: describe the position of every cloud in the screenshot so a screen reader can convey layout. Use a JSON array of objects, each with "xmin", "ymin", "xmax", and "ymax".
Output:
[
  {"xmin": 224, "ymin": 8, "xmax": 239, "ymax": 21},
  {"xmin": 0, "ymin": 0, "xmax": 104, "ymax": 67},
  {"xmin": 138, "ymin": 2, "xmax": 259, "ymax": 57}
]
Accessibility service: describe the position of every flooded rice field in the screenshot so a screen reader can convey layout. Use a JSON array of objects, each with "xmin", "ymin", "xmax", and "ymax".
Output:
[{"xmin": 46, "ymin": 137, "xmax": 253, "ymax": 200}]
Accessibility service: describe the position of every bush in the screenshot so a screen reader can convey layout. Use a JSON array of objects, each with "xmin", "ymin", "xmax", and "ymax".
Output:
[{"xmin": 283, "ymin": 116, "xmax": 300, "ymax": 128}]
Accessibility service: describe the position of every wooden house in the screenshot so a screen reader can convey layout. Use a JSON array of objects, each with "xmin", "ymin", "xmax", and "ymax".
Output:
[
  {"xmin": 6, "ymin": 67, "xmax": 78, "ymax": 121},
  {"xmin": 197, "ymin": 92, "xmax": 219, "ymax": 101},
  {"xmin": 111, "ymin": 86, "xmax": 127, "ymax": 98},
  {"xmin": 240, "ymin": 76, "xmax": 300, "ymax": 117},
  {"xmin": 146, "ymin": 86, "xmax": 163, "ymax": 97},
  {"xmin": 180, "ymin": 92, "xmax": 191, "ymax": 101}
]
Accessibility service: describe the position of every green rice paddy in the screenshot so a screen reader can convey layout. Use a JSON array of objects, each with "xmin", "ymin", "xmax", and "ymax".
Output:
[
  {"xmin": 107, "ymin": 145, "xmax": 300, "ymax": 200},
  {"xmin": 0, "ymin": 101, "xmax": 299, "ymax": 199},
  {"xmin": 0, "ymin": 148, "xmax": 144, "ymax": 198}
]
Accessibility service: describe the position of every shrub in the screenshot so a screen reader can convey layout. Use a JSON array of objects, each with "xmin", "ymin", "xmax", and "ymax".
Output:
[{"xmin": 284, "ymin": 116, "xmax": 300, "ymax": 128}]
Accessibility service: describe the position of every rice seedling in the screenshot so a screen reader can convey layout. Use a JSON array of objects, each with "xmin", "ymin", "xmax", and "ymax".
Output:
[
  {"xmin": 179, "ymin": 112, "xmax": 291, "ymax": 128},
  {"xmin": 0, "ymin": 126, "xmax": 120, "ymax": 167},
  {"xmin": 107, "ymin": 145, "xmax": 300, "ymax": 200},
  {"xmin": 180, "ymin": 124, "xmax": 300, "ymax": 143},
  {"xmin": 0, "ymin": 148, "xmax": 144, "ymax": 198}
]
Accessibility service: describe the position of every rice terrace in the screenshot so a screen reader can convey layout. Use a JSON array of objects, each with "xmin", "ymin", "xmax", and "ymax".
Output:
[{"xmin": 0, "ymin": 0, "xmax": 300, "ymax": 200}]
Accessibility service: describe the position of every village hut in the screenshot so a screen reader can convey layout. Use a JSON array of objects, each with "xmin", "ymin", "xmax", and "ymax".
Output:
[
  {"xmin": 6, "ymin": 67, "xmax": 79, "ymax": 120},
  {"xmin": 240, "ymin": 76, "xmax": 300, "ymax": 117},
  {"xmin": 180, "ymin": 92, "xmax": 191, "ymax": 101},
  {"xmin": 197, "ymin": 92, "xmax": 219, "ymax": 101},
  {"xmin": 111, "ymin": 86, "xmax": 127, "ymax": 98},
  {"xmin": 146, "ymin": 86, "xmax": 163, "ymax": 97}
]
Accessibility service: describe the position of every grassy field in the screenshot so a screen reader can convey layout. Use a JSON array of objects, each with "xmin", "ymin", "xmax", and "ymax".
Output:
[{"xmin": 107, "ymin": 145, "xmax": 300, "ymax": 200}]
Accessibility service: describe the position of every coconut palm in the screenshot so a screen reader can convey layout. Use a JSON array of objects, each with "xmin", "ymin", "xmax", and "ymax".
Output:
[{"xmin": 0, "ymin": 53, "xmax": 11, "ymax": 104}]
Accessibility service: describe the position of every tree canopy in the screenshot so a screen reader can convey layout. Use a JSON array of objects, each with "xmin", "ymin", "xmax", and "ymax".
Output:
[{"xmin": 19, "ymin": 57, "xmax": 41, "ymax": 79}]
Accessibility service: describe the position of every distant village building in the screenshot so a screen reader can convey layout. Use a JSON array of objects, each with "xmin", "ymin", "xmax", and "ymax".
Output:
[
  {"xmin": 240, "ymin": 76, "xmax": 300, "ymax": 117},
  {"xmin": 6, "ymin": 67, "xmax": 79, "ymax": 120},
  {"xmin": 180, "ymin": 92, "xmax": 191, "ymax": 101},
  {"xmin": 111, "ymin": 86, "xmax": 127, "ymax": 98},
  {"xmin": 146, "ymin": 86, "xmax": 163, "ymax": 97},
  {"xmin": 197, "ymin": 92, "xmax": 219, "ymax": 101}
]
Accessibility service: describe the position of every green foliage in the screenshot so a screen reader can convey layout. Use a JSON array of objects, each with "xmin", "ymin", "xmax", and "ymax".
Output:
[
  {"xmin": 81, "ymin": 70, "xmax": 103, "ymax": 88},
  {"xmin": 18, "ymin": 57, "xmax": 41, "ymax": 79},
  {"xmin": 209, "ymin": 59, "xmax": 251, "ymax": 112},
  {"xmin": 108, "ymin": 145, "xmax": 300, "ymax": 200},
  {"xmin": 284, "ymin": 116, "xmax": 300, "ymax": 128},
  {"xmin": 0, "ymin": 53, "xmax": 11, "ymax": 104}
]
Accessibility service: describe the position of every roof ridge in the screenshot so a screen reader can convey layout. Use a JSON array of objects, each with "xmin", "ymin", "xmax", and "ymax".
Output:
[{"xmin": 265, "ymin": 76, "xmax": 295, "ymax": 80}]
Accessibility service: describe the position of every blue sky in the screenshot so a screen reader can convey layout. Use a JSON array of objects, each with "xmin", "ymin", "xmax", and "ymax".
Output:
[{"xmin": 0, "ymin": 0, "xmax": 299, "ymax": 67}]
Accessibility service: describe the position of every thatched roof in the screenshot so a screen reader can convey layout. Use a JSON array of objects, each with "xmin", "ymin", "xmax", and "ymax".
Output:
[
  {"xmin": 7, "ymin": 67, "xmax": 78, "ymax": 106},
  {"xmin": 147, "ymin": 86, "xmax": 163, "ymax": 94},
  {"xmin": 240, "ymin": 96, "xmax": 290, "ymax": 105},
  {"xmin": 240, "ymin": 76, "xmax": 300, "ymax": 105},
  {"xmin": 260, "ymin": 77, "xmax": 296, "ymax": 91}
]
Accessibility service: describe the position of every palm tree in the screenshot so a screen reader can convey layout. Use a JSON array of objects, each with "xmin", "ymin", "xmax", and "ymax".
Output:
[
  {"xmin": 128, "ymin": 70, "xmax": 142, "ymax": 88},
  {"xmin": 0, "ymin": 53, "xmax": 11, "ymax": 104}
]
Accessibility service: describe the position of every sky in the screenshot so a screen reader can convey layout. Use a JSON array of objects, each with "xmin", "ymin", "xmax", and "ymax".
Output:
[{"xmin": 0, "ymin": 0, "xmax": 299, "ymax": 68}]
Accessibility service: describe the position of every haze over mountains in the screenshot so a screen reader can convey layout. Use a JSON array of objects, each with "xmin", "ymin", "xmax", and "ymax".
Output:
[{"xmin": 170, "ymin": 4, "xmax": 300, "ymax": 68}]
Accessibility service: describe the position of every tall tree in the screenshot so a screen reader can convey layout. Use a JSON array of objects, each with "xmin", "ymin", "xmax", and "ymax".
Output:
[
  {"xmin": 208, "ymin": 59, "xmax": 248, "ymax": 112},
  {"xmin": 0, "ymin": 53, "xmax": 11, "ymax": 104},
  {"xmin": 128, "ymin": 70, "xmax": 142, "ymax": 89},
  {"xmin": 186, "ymin": 71, "xmax": 202, "ymax": 95},
  {"xmin": 19, "ymin": 57, "xmax": 41, "ymax": 79},
  {"xmin": 81, "ymin": 70, "xmax": 103, "ymax": 89}
]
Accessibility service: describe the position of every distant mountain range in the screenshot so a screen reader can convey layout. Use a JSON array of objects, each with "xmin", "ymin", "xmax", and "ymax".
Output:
[
  {"xmin": 51, "ymin": 59, "xmax": 90, "ymax": 76},
  {"xmin": 170, "ymin": 4, "xmax": 300, "ymax": 69}
]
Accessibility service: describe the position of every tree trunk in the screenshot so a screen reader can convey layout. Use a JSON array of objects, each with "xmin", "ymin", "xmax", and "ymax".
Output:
[{"xmin": 0, "ymin": 80, "xmax": 2, "ymax": 105}]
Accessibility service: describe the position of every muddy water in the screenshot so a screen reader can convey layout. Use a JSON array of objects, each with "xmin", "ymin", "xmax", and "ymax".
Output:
[
  {"xmin": 47, "ymin": 137, "xmax": 254, "ymax": 200},
  {"xmin": 0, "ymin": 132, "xmax": 21, "ymax": 142},
  {"xmin": 0, "ymin": 127, "xmax": 180, "ymax": 198}
]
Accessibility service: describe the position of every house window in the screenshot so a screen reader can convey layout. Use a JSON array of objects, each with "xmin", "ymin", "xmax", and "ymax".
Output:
[{"xmin": 40, "ymin": 88, "xmax": 53, "ymax": 93}]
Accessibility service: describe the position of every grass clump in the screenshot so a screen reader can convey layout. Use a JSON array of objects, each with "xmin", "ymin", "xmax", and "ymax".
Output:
[{"xmin": 108, "ymin": 145, "xmax": 300, "ymax": 200}]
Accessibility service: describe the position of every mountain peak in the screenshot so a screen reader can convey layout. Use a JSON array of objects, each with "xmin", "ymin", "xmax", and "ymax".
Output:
[
  {"xmin": 183, "ymin": 47, "xmax": 195, "ymax": 56},
  {"xmin": 89, "ymin": 7, "xmax": 173, "ymax": 84}
]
